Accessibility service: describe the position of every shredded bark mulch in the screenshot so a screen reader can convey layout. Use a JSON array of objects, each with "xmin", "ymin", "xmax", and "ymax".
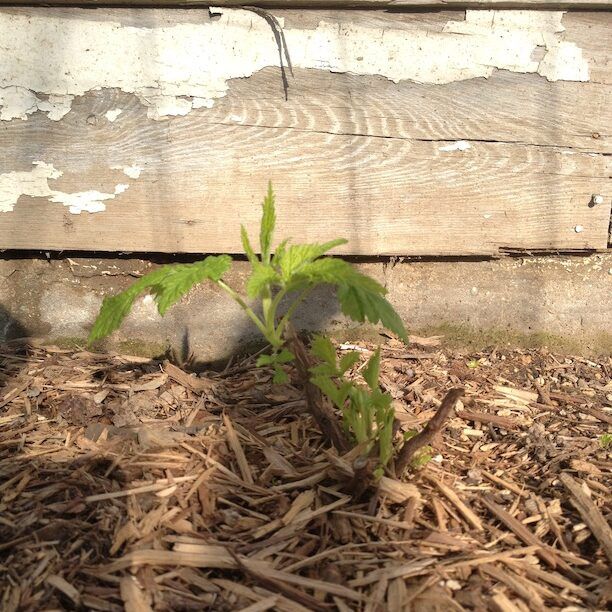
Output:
[{"xmin": 0, "ymin": 338, "xmax": 610, "ymax": 611}]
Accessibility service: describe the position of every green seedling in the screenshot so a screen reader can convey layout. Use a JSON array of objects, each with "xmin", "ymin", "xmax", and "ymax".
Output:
[
  {"xmin": 90, "ymin": 183, "xmax": 406, "ymax": 379},
  {"xmin": 310, "ymin": 337, "xmax": 395, "ymax": 476},
  {"xmin": 599, "ymin": 433, "xmax": 612, "ymax": 450},
  {"xmin": 89, "ymin": 183, "xmax": 407, "ymax": 464}
]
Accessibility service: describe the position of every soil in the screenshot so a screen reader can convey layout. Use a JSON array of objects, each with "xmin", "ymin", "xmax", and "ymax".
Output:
[{"xmin": 0, "ymin": 337, "xmax": 610, "ymax": 611}]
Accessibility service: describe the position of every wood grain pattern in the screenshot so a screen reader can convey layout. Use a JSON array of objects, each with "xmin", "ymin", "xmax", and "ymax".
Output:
[
  {"xmin": 0, "ymin": 9, "xmax": 610, "ymax": 256},
  {"xmin": 3, "ymin": 1, "xmax": 610, "ymax": 8}
]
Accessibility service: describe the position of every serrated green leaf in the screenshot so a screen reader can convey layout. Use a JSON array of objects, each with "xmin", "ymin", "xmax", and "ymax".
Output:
[
  {"xmin": 288, "ymin": 258, "xmax": 407, "ymax": 343},
  {"xmin": 310, "ymin": 335, "xmax": 337, "ymax": 367},
  {"xmin": 362, "ymin": 348, "xmax": 381, "ymax": 390},
  {"xmin": 241, "ymin": 225, "xmax": 258, "ymax": 266},
  {"xmin": 288, "ymin": 258, "xmax": 380, "ymax": 291},
  {"xmin": 338, "ymin": 351, "xmax": 360, "ymax": 376},
  {"xmin": 311, "ymin": 376, "xmax": 351, "ymax": 410},
  {"xmin": 345, "ymin": 387, "xmax": 373, "ymax": 445},
  {"xmin": 277, "ymin": 239, "xmax": 347, "ymax": 282},
  {"xmin": 336, "ymin": 381, "xmax": 353, "ymax": 409},
  {"xmin": 247, "ymin": 263, "xmax": 280, "ymax": 299},
  {"xmin": 311, "ymin": 375, "xmax": 338, "ymax": 406},
  {"xmin": 256, "ymin": 349, "xmax": 294, "ymax": 368},
  {"xmin": 270, "ymin": 238, "xmax": 289, "ymax": 268},
  {"xmin": 373, "ymin": 390, "xmax": 393, "ymax": 454},
  {"xmin": 273, "ymin": 365, "xmax": 289, "ymax": 384},
  {"xmin": 378, "ymin": 418, "xmax": 394, "ymax": 467},
  {"xmin": 338, "ymin": 284, "xmax": 407, "ymax": 344},
  {"xmin": 88, "ymin": 287, "xmax": 146, "ymax": 345},
  {"xmin": 152, "ymin": 256, "xmax": 232, "ymax": 315},
  {"xmin": 260, "ymin": 181, "xmax": 276, "ymax": 265},
  {"xmin": 275, "ymin": 349, "xmax": 295, "ymax": 364},
  {"xmin": 309, "ymin": 362, "xmax": 339, "ymax": 379},
  {"xmin": 88, "ymin": 255, "xmax": 231, "ymax": 344}
]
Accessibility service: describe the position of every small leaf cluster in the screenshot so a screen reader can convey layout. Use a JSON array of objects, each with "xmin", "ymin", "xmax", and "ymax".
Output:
[
  {"xmin": 89, "ymin": 257, "xmax": 232, "ymax": 343},
  {"xmin": 310, "ymin": 337, "xmax": 395, "ymax": 475}
]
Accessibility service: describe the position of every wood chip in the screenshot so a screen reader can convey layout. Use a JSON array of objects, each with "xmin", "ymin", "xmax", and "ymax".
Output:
[
  {"xmin": 1, "ymin": 342, "xmax": 608, "ymax": 611},
  {"xmin": 559, "ymin": 472, "xmax": 612, "ymax": 563},
  {"xmin": 45, "ymin": 574, "xmax": 81, "ymax": 606},
  {"xmin": 120, "ymin": 576, "xmax": 153, "ymax": 612},
  {"xmin": 480, "ymin": 495, "xmax": 559, "ymax": 569},
  {"xmin": 223, "ymin": 413, "xmax": 254, "ymax": 485},
  {"xmin": 426, "ymin": 475, "xmax": 484, "ymax": 532}
]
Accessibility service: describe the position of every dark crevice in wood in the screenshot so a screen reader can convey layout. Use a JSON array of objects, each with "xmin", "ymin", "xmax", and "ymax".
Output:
[
  {"xmin": 184, "ymin": 118, "xmax": 611, "ymax": 157},
  {"xmin": 242, "ymin": 6, "xmax": 294, "ymax": 101}
]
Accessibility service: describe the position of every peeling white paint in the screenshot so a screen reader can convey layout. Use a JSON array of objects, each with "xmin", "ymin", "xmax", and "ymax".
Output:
[
  {"xmin": 444, "ymin": 11, "xmax": 588, "ymax": 82},
  {"xmin": 0, "ymin": 9, "xmax": 589, "ymax": 122},
  {"xmin": 0, "ymin": 87, "xmax": 39, "ymax": 121},
  {"xmin": 49, "ymin": 186, "xmax": 126, "ymax": 214},
  {"xmin": 37, "ymin": 95, "xmax": 74, "ymax": 121},
  {"xmin": 439, "ymin": 140, "xmax": 471, "ymax": 152},
  {"xmin": 105, "ymin": 108, "xmax": 123, "ymax": 122},
  {"xmin": 0, "ymin": 161, "xmax": 132, "ymax": 214},
  {"xmin": 112, "ymin": 165, "xmax": 143, "ymax": 179},
  {"xmin": 0, "ymin": 86, "xmax": 73, "ymax": 121}
]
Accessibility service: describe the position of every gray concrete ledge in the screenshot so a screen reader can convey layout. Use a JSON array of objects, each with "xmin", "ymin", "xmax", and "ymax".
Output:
[{"xmin": 1, "ymin": 253, "xmax": 610, "ymax": 359}]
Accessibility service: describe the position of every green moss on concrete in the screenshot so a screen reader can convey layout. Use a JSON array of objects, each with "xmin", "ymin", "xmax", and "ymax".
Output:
[
  {"xmin": 45, "ymin": 336, "xmax": 88, "ymax": 350},
  {"xmin": 592, "ymin": 332, "xmax": 612, "ymax": 356},
  {"xmin": 116, "ymin": 339, "xmax": 169, "ymax": 359},
  {"xmin": 415, "ymin": 323, "xmax": 610, "ymax": 356},
  {"xmin": 327, "ymin": 322, "xmax": 611, "ymax": 356},
  {"xmin": 47, "ymin": 336, "xmax": 169, "ymax": 359},
  {"xmin": 47, "ymin": 324, "xmax": 612, "ymax": 361}
]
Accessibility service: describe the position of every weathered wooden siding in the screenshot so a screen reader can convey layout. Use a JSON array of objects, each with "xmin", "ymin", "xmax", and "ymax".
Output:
[
  {"xmin": 0, "ymin": 7, "xmax": 610, "ymax": 255},
  {"xmin": 3, "ymin": 1, "xmax": 611, "ymax": 7}
]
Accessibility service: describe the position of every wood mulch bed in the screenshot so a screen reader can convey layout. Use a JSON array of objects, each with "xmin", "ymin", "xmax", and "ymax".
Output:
[{"xmin": 0, "ymin": 337, "xmax": 610, "ymax": 611}]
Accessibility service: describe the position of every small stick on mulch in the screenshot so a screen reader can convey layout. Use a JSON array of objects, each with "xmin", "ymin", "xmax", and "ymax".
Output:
[
  {"xmin": 395, "ymin": 387, "xmax": 464, "ymax": 474},
  {"xmin": 345, "ymin": 454, "xmax": 377, "ymax": 501},
  {"xmin": 560, "ymin": 472, "xmax": 612, "ymax": 564},
  {"xmin": 285, "ymin": 325, "xmax": 350, "ymax": 453}
]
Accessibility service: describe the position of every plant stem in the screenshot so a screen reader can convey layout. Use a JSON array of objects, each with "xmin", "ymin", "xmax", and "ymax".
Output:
[
  {"xmin": 395, "ymin": 387, "xmax": 463, "ymax": 475},
  {"xmin": 217, "ymin": 280, "xmax": 269, "ymax": 339},
  {"xmin": 285, "ymin": 324, "xmax": 351, "ymax": 453}
]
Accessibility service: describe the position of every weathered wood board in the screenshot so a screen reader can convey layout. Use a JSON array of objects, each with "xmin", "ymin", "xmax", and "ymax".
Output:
[
  {"xmin": 0, "ymin": 8, "xmax": 610, "ymax": 255},
  {"xmin": 3, "ymin": 1, "xmax": 611, "ymax": 8}
]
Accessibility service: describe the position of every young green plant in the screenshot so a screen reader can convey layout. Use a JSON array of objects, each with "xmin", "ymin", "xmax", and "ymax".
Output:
[
  {"xmin": 89, "ymin": 182, "xmax": 407, "ymax": 387},
  {"xmin": 88, "ymin": 183, "xmax": 412, "ymax": 479},
  {"xmin": 310, "ymin": 336, "xmax": 395, "ymax": 477}
]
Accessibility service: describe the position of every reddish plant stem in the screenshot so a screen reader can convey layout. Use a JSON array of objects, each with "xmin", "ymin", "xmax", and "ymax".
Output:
[
  {"xmin": 346, "ymin": 455, "xmax": 376, "ymax": 501},
  {"xmin": 285, "ymin": 326, "xmax": 351, "ymax": 454},
  {"xmin": 395, "ymin": 387, "xmax": 464, "ymax": 474}
]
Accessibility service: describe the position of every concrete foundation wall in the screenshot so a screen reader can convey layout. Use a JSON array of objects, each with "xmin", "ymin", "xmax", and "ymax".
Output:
[{"xmin": 1, "ymin": 253, "xmax": 610, "ymax": 359}]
